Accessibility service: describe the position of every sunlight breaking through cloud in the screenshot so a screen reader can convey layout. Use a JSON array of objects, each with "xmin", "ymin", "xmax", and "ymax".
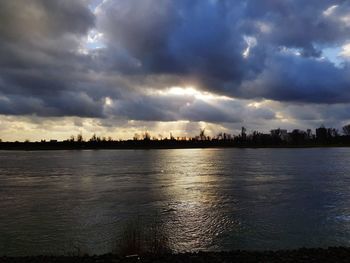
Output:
[
  {"xmin": 1, "ymin": 0, "xmax": 350, "ymax": 140},
  {"xmin": 155, "ymin": 87, "xmax": 234, "ymax": 102}
]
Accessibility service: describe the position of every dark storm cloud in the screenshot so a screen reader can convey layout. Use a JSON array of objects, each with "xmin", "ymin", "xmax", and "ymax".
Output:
[
  {"xmin": 96, "ymin": 0, "xmax": 350, "ymax": 103},
  {"xmin": 97, "ymin": 0, "xmax": 248, "ymax": 81},
  {"xmin": 243, "ymin": 0, "xmax": 350, "ymax": 47},
  {"xmin": 0, "ymin": 92, "xmax": 104, "ymax": 117},
  {"xmin": 0, "ymin": 0, "xmax": 102, "ymax": 117},
  {"xmin": 0, "ymin": 1, "xmax": 94, "ymax": 38},
  {"xmin": 237, "ymin": 54, "xmax": 350, "ymax": 103},
  {"xmin": 1, "ymin": 0, "xmax": 350, "ymax": 123}
]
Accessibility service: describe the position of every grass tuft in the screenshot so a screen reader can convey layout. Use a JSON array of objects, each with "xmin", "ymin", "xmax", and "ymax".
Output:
[{"xmin": 116, "ymin": 215, "xmax": 170, "ymax": 257}]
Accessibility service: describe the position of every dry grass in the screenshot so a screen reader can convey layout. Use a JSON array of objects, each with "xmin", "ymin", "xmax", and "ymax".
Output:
[{"xmin": 116, "ymin": 215, "xmax": 170, "ymax": 256}]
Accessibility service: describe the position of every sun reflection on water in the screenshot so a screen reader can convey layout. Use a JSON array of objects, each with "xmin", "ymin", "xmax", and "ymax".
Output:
[{"xmin": 154, "ymin": 149, "xmax": 240, "ymax": 252}]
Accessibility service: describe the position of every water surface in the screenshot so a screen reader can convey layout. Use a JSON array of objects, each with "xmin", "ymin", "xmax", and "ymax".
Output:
[{"xmin": 1, "ymin": 148, "xmax": 350, "ymax": 255}]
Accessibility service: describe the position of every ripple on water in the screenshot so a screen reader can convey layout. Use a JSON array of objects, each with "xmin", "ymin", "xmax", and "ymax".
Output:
[{"xmin": 1, "ymin": 148, "xmax": 350, "ymax": 255}]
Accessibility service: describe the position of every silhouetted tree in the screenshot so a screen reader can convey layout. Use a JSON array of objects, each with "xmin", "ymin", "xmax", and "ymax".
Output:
[
  {"xmin": 270, "ymin": 128, "xmax": 284, "ymax": 145},
  {"xmin": 217, "ymin": 132, "xmax": 223, "ymax": 140},
  {"xmin": 5, "ymin": 123, "xmax": 350, "ymax": 150},
  {"xmin": 250, "ymin": 130, "xmax": 261, "ymax": 144},
  {"xmin": 134, "ymin": 133, "xmax": 140, "ymax": 140},
  {"xmin": 306, "ymin": 129, "xmax": 312, "ymax": 139},
  {"xmin": 290, "ymin": 129, "xmax": 306, "ymax": 145},
  {"xmin": 270, "ymin": 128, "xmax": 281, "ymax": 137},
  {"xmin": 143, "ymin": 132, "xmax": 151, "ymax": 141},
  {"xmin": 200, "ymin": 129, "xmax": 206, "ymax": 140},
  {"xmin": 343, "ymin": 124, "xmax": 350, "ymax": 135},
  {"xmin": 327, "ymin": 128, "xmax": 338, "ymax": 138},
  {"xmin": 316, "ymin": 126, "xmax": 328, "ymax": 142},
  {"xmin": 77, "ymin": 133, "xmax": 84, "ymax": 142},
  {"xmin": 90, "ymin": 134, "xmax": 98, "ymax": 142},
  {"xmin": 241, "ymin": 127, "xmax": 247, "ymax": 140}
]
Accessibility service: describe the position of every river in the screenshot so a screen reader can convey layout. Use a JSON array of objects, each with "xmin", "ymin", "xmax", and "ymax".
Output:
[{"xmin": 1, "ymin": 148, "xmax": 350, "ymax": 255}]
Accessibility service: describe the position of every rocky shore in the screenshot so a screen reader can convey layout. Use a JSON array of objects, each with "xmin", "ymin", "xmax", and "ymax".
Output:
[{"xmin": 2, "ymin": 247, "xmax": 350, "ymax": 263}]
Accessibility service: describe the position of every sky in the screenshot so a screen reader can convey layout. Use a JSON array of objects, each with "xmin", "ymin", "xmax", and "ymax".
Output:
[{"xmin": 1, "ymin": 0, "xmax": 350, "ymax": 141}]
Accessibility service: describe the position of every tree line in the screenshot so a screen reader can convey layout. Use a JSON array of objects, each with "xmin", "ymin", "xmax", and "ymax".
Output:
[{"xmin": 1, "ymin": 124, "xmax": 350, "ymax": 149}]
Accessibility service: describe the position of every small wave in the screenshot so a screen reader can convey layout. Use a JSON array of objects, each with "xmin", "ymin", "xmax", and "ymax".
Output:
[
  {"xmin": 334, "ymin": 215, "xmax": 350, "ymax": 222},
  {"xmin": 162, "ymin": 208, "xmax": 177, "ymax": 213}
]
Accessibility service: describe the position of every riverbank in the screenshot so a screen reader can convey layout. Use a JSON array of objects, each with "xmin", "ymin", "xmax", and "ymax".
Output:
[
  {"xmin": 1, "ymin": 140, "xmax": 350, "ymax": 150},
  {"xmin": 2, "ymin": 247, "xmax": 350, "ymax": 262}
]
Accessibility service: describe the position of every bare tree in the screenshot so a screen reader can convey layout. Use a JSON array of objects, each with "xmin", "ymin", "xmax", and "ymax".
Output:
[
  {"xmin": 241, "ymin": 126, "xmax": 247, "ymax": 140},
  {"xmin": 133, "ymin": 133, "xmax": 140, "ymax": 140},
  {"xmin": 343, "ymin": 124, "xmax": 350, "ymax": 136},
  {"xmin": 217, "ymin": 132, "xmax": 223, "ymax": 140},
  {"xmin": 200, "ymin": 129, "xmax": 206, "ymax": 140},
  {"xmin": 143, "ymin": 132, "xmax": 151, "ymax": 141},
  {"xmin": 90, "ymin": 134, "xmax": 97, "ymax": 142},
  {"xmin": 77, "ymin": 133, "xmax": 83, "ymax": 142},
  {"xmin": 90, "ymin": 134, "xmax": 102, "ymax": 142}
]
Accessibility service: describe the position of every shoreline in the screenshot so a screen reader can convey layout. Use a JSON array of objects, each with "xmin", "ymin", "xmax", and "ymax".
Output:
[
  {"xmin": 2, "ymin": 247, "xmax": 350, "ymax": 262},
  {"xmin": 1, "ymin": 142, "xmax": 350, "ymax": 151}
]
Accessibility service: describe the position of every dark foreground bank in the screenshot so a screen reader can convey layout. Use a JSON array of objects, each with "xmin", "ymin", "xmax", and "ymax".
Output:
[
  {"xmin": 2, "ymin": 247, "xmax": 350, "ymax": 263},
  {"xmin": 2, "ymin": 140, "xmax": 350, "ymax": 150}
]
